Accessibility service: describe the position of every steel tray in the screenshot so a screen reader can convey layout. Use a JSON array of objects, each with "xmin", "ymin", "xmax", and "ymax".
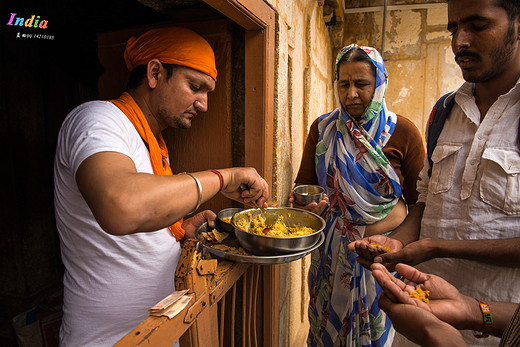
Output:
[{"xmin": 195, "ymin": 222, "xmax": 324, "ymax": 264}]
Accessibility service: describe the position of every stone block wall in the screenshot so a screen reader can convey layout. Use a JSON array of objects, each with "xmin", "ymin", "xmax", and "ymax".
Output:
[
  {"xmin": 263, "ymin": 0, "xmax": 336, "ymax": 345},
  {"xmin": 343, "ymin": 2, "xmax": 464, "ymax": 138}
]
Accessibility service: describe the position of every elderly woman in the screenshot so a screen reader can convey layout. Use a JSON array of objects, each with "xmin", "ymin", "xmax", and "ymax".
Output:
[{"xmin": 291, "ymin": 44, "xmax": 425, "ymax": 346}]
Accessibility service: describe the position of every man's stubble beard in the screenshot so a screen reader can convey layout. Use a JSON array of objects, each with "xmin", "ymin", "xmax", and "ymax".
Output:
[
  {"xmin": 461, "ymin": 21, "xmax": 517, "ymax": 83},
  {"xmin": 158, "ymin": 109, "xmax": 192, "ymax": 130},
  {"xmin": 173, "ymin": 116, "xmax": 191, "ymax": 129}
]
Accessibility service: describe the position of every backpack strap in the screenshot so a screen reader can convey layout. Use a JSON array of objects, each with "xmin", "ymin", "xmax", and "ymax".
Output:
[
  {"xmin": 518, "ymin": 119, "xmax": 520, "ymax": 149},
  {"xmin": 426, "ymin": 91, "xmax": 456, "ymax": 178}
]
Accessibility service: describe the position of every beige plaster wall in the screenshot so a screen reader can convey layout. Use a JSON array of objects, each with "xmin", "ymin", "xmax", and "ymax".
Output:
[
  {"xmin": 343, "ymin": 3, "xmax": 464, "ymax": 138},
  {"xmin": 262, "ymin": 0, "xmax": 335, "ymax": 346}
]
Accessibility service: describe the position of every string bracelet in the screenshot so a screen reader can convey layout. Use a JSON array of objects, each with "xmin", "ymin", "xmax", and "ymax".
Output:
[
  {"xmin": 474, "ymin": 298, "xmax": 493, "ymax": 338},
  {"xmin": 209, "ymin": 169, "xmax": 224, "ymax": 191},
  {"xmin": 180, "ymin": 172, "xmax": 202, "ymax": 215}
]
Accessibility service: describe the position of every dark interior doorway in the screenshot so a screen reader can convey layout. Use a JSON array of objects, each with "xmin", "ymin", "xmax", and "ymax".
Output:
[{"xmin": 0, "ymin": 0, "xmax": 244, "ymax": 345}]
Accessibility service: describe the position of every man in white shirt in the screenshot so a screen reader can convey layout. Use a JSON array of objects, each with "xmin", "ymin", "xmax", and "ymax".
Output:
[
  {"xmin": 54, "ymin": 26, "xmax": 269, "ymax": 346},
  {"xmin": 349, "ymin": 0, "xmax": 520, "ymax": 345}
]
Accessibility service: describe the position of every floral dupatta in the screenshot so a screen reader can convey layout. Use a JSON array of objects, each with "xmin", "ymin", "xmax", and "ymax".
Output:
[
  {"xmin": 316, "ymin": 44, "xmax": 401, "ymax": 220},
  {"xmin": 307, "ymin": 44, "xmax": 401, "ymax": 347}
]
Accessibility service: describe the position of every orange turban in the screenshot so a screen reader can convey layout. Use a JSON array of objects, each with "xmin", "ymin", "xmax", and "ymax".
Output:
[{"xmin": 124, "ymin": 26, "xmax": 217, "ymax": 81}]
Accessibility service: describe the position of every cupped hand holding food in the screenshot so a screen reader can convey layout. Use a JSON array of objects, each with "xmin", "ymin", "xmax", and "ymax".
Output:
[
  {"xmin": 372, "ymin": 263, "xmax": 472, "ymax": 329},
  {"xmin": 347, "ymin": 235, "xmax": 403, "ymax": 270},
  {"xmin": 365, "ymin": 237, "xmax": 439, "ymax": 271},
  {"xmin": 376, "ymin": 288, "xmax": 464, "ymax": 346},
  {"xmin": 182, "ymin": 210, "xmax": 217, "ymax": 239}
]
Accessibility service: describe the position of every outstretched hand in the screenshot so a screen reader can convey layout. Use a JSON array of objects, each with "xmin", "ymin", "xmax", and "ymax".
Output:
[
  {"xmin": 347, "ymin": 235, "xmax": 403, "ymax": 270},
  {"xmin": 372, "ymin": 263, "xmax": 472, "ymax": 328},
  {"xmin": 349, "ymin": 236, "xmax": 439, "ymax": 271},
  {"xmin": 372, "ymin": 263, "xmax": 469, "ymax": 346}
]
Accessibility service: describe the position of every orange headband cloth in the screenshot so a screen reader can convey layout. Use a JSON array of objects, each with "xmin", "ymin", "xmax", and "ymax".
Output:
[{"xmin": 124, "ymin": 26, "xmax": 218, "ymax": 81}]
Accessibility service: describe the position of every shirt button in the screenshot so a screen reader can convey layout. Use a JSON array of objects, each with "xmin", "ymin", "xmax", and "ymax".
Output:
[{"xmin": 470, "ymin": 159, "xmax": 477, "ymax": 165}]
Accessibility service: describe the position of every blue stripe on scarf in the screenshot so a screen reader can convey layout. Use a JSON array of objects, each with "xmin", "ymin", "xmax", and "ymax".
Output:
[{"xmin": 309, "ymin": 44, "xmax": 400, "ymax": 347}]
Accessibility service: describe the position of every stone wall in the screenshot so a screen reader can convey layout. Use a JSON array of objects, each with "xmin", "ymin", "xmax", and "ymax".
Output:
[
  {"xmin": 262, "ymin": 0, "xmax": 336, "ymax": 345},
  {"xmin": 343, "ymin": 2, "xmax": 464, "ymax": 137}
]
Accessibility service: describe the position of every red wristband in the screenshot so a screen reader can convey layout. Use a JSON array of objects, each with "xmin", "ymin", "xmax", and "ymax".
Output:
[{"xmin": 210, "ymin": 169, "xmax": 224, "ymax": 191}]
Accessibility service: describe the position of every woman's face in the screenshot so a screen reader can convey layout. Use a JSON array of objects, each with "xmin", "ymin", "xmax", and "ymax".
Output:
[{"xmin": 337, "ymin": 61, "xmax": 376, "ymax": 119}]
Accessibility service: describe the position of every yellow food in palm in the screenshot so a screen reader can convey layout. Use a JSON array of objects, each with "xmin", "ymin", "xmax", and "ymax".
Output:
[
  {"xmin": 410, "ymin": 287, "xmax": 430, "ymax": 303},
  {"xmin": 370, "ymin": 242, "xmax": 391, "ymax": 252}
]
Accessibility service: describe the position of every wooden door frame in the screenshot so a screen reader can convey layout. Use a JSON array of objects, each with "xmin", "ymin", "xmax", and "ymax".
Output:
[
  {"xmin": 202, "ymin": 1, "xmax": 278, "ymax": 346},
  {"xmin": 203, "ymin": 0, "xmax": 274, "ymax": 184}
]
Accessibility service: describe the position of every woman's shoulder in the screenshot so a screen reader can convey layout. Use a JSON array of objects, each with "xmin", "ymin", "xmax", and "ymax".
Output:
[
  {"xmin": 387, "ymin": 114, "xmax": 424, "ymax": 150},
  {"xmin": 395, "ymin": 114, "xmax": 421, "ymax": 133},
  {"xmin": 394, "ymin": 114, "xmax": 423, "ymax": 140}
]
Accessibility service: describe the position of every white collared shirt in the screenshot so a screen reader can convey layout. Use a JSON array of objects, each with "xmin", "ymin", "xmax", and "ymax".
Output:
[{"xmin": 415, "ymin": 79, "xmax": 520, "ymax": 346}]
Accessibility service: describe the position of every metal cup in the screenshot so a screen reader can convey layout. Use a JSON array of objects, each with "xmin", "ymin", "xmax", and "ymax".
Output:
[{"xmin": 293, "ymin": 185, "xmax": 325, "ymax": 205}]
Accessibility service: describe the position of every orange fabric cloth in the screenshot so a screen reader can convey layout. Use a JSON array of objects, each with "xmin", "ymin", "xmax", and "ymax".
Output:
[
  {"xmin": 111, "ymin": 92, "xmax": 185, "ymax": 241},
  {"xmin": 124, "ymin": 26, "xmax": 217, "ymax": 81}
]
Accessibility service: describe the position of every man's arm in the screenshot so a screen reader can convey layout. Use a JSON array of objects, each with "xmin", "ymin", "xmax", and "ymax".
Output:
[
  {"xmin": 397, "ymin": 237, "xmax": 520, "ymax": 268},
  {"xmin": 354, "ymin": 200, "xmax": 520, "ymax": 268},
  {"xmin": 76, "ymin": 151, "xmax": 268, "ymax": 235},
  {"xmin": 385, "ymin": 202, "xmax": 424, "ymax": 245}
]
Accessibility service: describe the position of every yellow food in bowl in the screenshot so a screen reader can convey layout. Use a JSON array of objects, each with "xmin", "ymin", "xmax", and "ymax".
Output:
[{"xmin": 235, "ymin": 212, "xmax": 316, "ymax": 237}]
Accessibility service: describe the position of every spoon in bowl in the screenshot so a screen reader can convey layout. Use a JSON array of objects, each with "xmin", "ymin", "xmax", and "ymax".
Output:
[{"xmin": 239, "ymin": 183, "xmax": 266, "ymax": 213}]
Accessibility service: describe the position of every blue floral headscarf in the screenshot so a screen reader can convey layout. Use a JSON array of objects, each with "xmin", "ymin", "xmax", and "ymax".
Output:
[
  {"xmin": 316, "ymin": 44, "xmax": 401, "ymax": 222},
  {"xmin": 307, "ymin": 44, "xmax": 401, "ymax": 346}
]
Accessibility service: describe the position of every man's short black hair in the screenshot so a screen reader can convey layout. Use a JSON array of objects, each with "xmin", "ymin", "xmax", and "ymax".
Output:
[
  {"xmin": 498, "ymin": 0, "xmax": 520, "ymax": 21},
  {"xmin": 126, "ymin": 63, "xmax": 179, "ymax": 91},
  {"xmin": 446, "ymin": 0, "xmax": 520, "ymax": 21}
]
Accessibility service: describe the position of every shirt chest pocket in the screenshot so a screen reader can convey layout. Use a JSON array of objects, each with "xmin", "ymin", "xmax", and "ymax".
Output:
[
  {"xmin": 429, "ymin": 143, "xmax": 462, "ymax": 194},
  {"xmin": 480, "ymin": 148, "xmax": 520, "ymax": 215}
]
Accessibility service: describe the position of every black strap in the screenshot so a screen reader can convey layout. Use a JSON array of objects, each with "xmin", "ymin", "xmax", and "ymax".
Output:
[{"xmin": 426, "ymin": 92, "xmax": 456, "ymax": 178}]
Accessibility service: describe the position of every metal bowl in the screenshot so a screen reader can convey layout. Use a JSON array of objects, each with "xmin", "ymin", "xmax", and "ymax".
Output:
[
  {"xmin": 216, "ymin": 207, "xmax": 243, "ymax": 234},
  {"xmin": 231, "ymin": 207, "xmax": 325, "ymax": 255},
  {"xmin": 293, "ymin": 185, "xmax": 325, "ymax": 205}
]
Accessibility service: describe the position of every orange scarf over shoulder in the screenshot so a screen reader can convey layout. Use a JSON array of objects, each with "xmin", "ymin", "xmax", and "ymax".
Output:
[{"xmin": 111, "ymin": 92, "xmax": 185, "ymax": 241}]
